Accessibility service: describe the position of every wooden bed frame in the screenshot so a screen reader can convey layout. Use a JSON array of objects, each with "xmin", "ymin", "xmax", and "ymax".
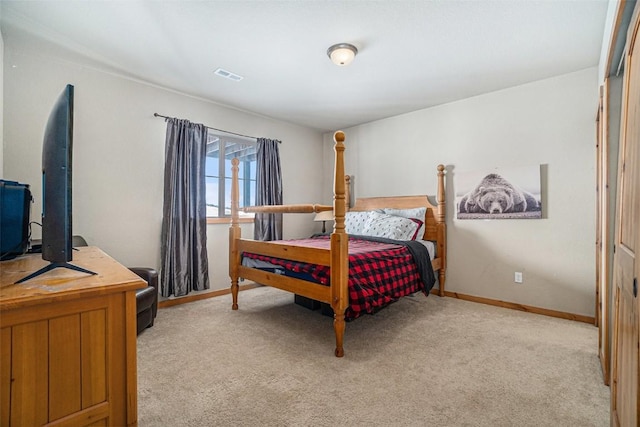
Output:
[{"xmin": 229, "ymin": 131, "xmax": 446, "ymax": 357}]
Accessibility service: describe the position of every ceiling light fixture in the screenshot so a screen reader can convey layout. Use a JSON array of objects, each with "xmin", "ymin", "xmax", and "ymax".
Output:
[{"xmin": 327, "ymin": 43, "xmax": 358, "ymax": 66}]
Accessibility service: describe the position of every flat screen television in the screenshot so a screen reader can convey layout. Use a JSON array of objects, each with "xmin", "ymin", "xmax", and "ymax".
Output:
[{"xmin": 16, "ymin": 84, "xmax": 95, "ymax": 283}]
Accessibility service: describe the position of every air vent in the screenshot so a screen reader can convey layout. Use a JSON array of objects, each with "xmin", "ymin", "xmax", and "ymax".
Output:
[{"xmin": 214, "ymin": 68, "xmax": 243, "ymax": 82}]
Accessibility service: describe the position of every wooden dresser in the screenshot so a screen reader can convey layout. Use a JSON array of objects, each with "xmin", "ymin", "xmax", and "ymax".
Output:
[{"xmin": 0, "ymin": 247, "xmax": 145, "ymax": 426}]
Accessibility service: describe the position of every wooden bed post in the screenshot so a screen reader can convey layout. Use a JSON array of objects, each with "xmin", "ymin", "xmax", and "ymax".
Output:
[
  {"xmin": 229, "ymin": 157, "xmax": 241, "ymax": 310},
  {"xmin": 345, "ymin": 175, "xmax": 351, "ymax": 209},
  {"xmin": 331, "ymin": 131, "xmax": 349, "ymax": 357},
  {"xmin": 436, "ymin": 164, "xmax": 446, "ymax": 297}
]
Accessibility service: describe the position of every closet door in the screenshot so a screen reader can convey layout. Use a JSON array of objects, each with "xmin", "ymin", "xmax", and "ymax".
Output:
[{"xmin": 610, "ymin": 5, "xmax": 640, "ymax": 427}]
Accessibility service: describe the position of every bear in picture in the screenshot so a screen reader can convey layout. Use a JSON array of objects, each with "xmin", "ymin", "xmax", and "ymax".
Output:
[{"xmin": 458, "ymin": 173, "xmax": 541, "ymax": 218}]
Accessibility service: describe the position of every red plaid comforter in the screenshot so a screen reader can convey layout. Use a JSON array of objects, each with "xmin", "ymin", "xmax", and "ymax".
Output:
[{"xmin": 242, "ymin": 235, "xmax": 428, "ymax": 319}]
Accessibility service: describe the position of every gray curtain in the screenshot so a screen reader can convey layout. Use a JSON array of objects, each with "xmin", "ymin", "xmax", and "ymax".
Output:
[
  {"xmin": 254, "ymin": 138, "xmax": 283, "ymax": 241},
  {"xmin": 160, "ymin": 118, "xmax": 210, "ymax": 297}
]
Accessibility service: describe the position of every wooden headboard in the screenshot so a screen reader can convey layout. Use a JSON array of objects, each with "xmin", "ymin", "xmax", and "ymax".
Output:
[
  {"xmin": 351, "ymin": 195, "xmax": 436, "ymax": 241},
  {"xmin": 348, "ymin": 165, "xmax": 446, "ymax": 242}
]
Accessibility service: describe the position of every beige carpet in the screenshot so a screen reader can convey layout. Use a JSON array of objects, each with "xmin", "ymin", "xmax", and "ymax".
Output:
[{"xmin": 137, "ymin": 286, "xmax": 609, "ymax": 426}]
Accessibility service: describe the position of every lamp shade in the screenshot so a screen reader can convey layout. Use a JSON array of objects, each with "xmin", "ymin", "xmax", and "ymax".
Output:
[
  {"xmin": 327, "ymin": 43, "xmax": 358, "ymax": 66},
  {"xmin": 314, "ymin": 211, "xmax": 334, "ymax": 222}
]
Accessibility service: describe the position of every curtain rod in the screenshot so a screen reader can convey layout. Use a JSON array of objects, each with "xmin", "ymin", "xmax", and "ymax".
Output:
[{"xmin": 154, "ymin": 113, "xmax": 277, "ymax": 142}]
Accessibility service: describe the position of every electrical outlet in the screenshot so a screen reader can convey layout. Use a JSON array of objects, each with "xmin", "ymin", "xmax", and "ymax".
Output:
[{"xmin": 515, "ymin": 272, "xmax": 523, "ymax": 283}]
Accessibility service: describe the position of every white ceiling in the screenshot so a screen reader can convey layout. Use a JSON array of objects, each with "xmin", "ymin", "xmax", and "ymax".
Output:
[{"xmin": 1, "ymin": 1, "xmax": 608, "ymax": 132}]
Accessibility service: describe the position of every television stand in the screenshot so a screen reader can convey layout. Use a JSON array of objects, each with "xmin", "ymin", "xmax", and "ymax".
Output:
[
  {"xmin": 15, "ymin": 261, "xmax": 97, "ymax": 284},
  {"xmin": 1, "ymin": 246, "xmax": 144, "ymax": 426}
]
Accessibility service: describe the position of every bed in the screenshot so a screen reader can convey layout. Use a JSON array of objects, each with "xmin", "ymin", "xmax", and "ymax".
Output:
[{"xmin": 229, "ymin": 131, "xmax": 446, "ymax": 357}]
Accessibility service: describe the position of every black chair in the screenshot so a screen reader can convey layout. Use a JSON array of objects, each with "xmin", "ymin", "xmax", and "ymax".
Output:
[
  {"xmin": 72, "ymin": 236, "xmax": 158, "ymax": 334},
  {"xmin": 129, "ymin": 267, "xmax": 159, "ymax": 334}
]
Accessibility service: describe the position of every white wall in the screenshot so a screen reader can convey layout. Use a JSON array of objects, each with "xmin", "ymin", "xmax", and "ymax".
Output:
[
  {"xmin": 324, "ymin": 68, "xmax": 598, "ymax": 317},
  {"xmin": 3, "ymin": 39, "xmax": 324, "ymax": 292}
]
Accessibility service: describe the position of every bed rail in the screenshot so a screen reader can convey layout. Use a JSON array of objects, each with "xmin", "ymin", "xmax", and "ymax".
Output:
[{"xmin": 242, "ymin": 204, "xmax": 332, "ymax": 214}]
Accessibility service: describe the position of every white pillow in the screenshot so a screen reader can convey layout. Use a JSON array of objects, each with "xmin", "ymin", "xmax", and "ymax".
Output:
[
  {"xmin": 361, "ymin": 211, "xmax": 420, "ymax": 241},
  {"xmin": 383, "ymin": 207, "xmax": 427, "ymax": 240},
  {"xmin": 345, "ymin": 211, "xmax": 372, "ymax": 235}
]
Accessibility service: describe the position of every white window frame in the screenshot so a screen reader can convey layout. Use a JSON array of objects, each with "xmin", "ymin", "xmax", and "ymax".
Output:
[{"xmin": 205, "ymin": 131, "xmax": 257, "ymax": 220}]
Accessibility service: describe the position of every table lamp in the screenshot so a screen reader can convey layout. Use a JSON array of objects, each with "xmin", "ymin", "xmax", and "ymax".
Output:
[{"xmin": 314, "ymin": 211, "xmax": 334, "ymax": 233}]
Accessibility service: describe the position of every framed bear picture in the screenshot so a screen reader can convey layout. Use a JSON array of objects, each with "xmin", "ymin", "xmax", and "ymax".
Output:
[{"xmin": 456, "ymin": 165, "xmax": 542, "ymax": 220}]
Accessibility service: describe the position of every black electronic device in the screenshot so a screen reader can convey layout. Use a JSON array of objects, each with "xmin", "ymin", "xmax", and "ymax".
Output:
[
  {"xmin": 0, "ymin": 179, "xmax": 32, "ymax": 260},
  {"xmin": 16, "ymin": 85, "xmax": 96, "ymax": 283}
]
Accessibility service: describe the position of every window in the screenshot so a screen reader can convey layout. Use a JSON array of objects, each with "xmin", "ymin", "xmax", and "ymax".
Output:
[{"xmin": 205, "ymin": 131, "xmax": 257, "ymax": 218}]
